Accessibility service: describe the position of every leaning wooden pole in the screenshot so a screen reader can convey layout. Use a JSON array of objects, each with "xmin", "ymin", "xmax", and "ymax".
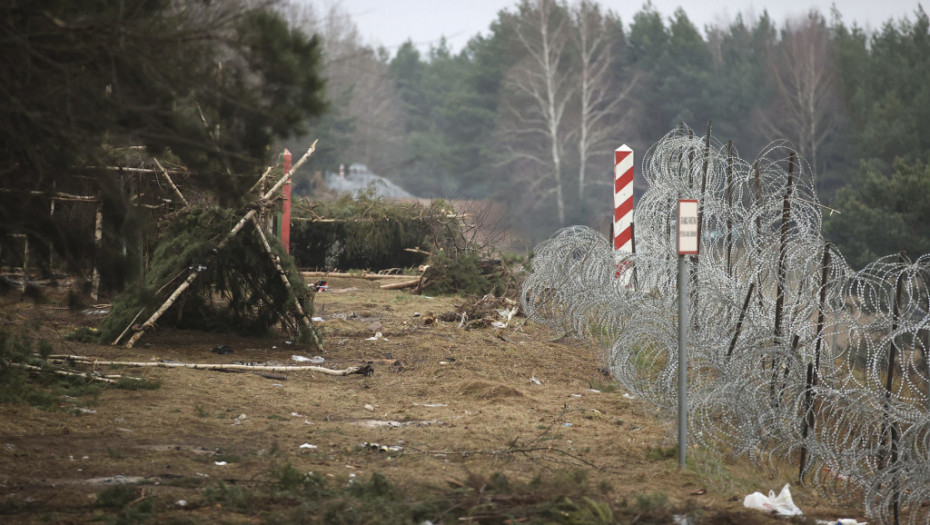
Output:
[
  {"xmin": 250, "ymin": 217, "xmax": 322, "ymax": 350},
  {"xmin": 799, "ymin": 242, "xmax": 833, "ymax": 482},
  {"xmin": 770, "ymin": 153, "xmax": 796, "ymax": 402},
  {"xmin": 153, "ymin": 158, "xmax": 189, "ymax": 208},
  {"xmin": 124, "ymin": 141, "xmax": 318, "ymax": 349}
]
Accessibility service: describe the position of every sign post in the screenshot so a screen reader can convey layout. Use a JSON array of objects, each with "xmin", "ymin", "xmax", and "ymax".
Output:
[
  {"xmin": 677, "ymin": 199, "xmax": 698, "ymax": 469},
  {"xmin": 614, "ymin": 145, "xmax": 634, "ymax": 284}
]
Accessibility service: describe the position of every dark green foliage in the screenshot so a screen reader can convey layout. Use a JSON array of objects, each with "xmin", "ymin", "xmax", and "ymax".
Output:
[
  {"xmin": 99, "ymin": 207, "xmax": 319, "ymax": 346},
  {"xmin": 0, "ymin": 329, "xmax": 103, "ymax": 408},
  {"xmin": 0, "ymin": 1, "xmax": 325, "ymax": 267},
  {"xmin": 291, "ymin": 191, "xmax": 449, "ymax": 270},
  {"xmin": 420, "ymin": 251, "xmax": 517, "ymax": 297},
  {"xmin": 825, "ymin": 159, "xmax": 930, "ymax": 268}
]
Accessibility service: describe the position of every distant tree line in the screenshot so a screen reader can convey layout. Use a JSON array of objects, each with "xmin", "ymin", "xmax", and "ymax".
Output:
[
  {"xmin": 3, "ymin": 0, "xmax": 928, "ymax": 271},
  {"xmin": 291, "ymin": 0, "xmax": 930, "ymax": 266}
]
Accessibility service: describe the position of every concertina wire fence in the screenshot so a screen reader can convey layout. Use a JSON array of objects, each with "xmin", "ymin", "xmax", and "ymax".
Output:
[{"xmin": 521, "ymin": 125, "xmax": 930, "ymax": 524}]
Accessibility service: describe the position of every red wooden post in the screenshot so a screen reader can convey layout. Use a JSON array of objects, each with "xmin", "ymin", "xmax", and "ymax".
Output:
[{"xmin": 281, "ymin": 149, "xmax": 292, "ymax": 254}]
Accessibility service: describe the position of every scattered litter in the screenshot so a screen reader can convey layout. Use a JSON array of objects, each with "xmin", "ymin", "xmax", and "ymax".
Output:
[
  {"xmin": 237, "ymin": 414, "xmax": 247, "ymax": 420},
  {"xmin": 291, "ymin": 355, "xmax": 311, "ymax": 362},
  {"xmin": 272, "ymin": 383, "xmax": 284, "ymax": 387},
  {"xmin": 587, "ymin": 389, "xmax": 601, "ymax": 393},
  {"xmin": 673, "ymin": 515, "xmax": 693, "ymax": 525},
  {"xmin": 364, "ymin": 404, "xmax": 374, "ymax": 412},
  {"xmin": 562, "ymin": 422, "xmax": 573, "ymax": 427},
  {"xmin": 311, "ymin": 316, "xmax": 325, "ymax": 322},
  {"xmin": 415, "ymin": 403, "xmax": 447, "ymax": 408},
  {"xmin": 491, "ymin": 321, "xmax": 506, "ymax": 328},
  {"xmin": 310, "ymin": 356, "xmax": 325, "ymax": 364},
  {"xmin": 285, "ymin": 340, "xmax": 293, "ymax": 345},
  {"xmin": 211, "ymin": 345, "xmax": 233, "ymax": 355},
  {"xmin": 214, "ymin": 461, "xmax": 228, "ymax": 466},
  {"xmin": 361, "ymin": 442, "xmax": 404, "ymax": 453},
  {"xmin": 176, "ymin": 500, "xmax": 187, "ymax": 507},
  {"xmin": 690, "ymin": 488, "xmax": 707, "ymax": 496},
  {"xmin": 347, "ymin": 472, "xmax": 356, "ymax": 485},
  {"xmin": 366, "ymin": 332, "xmax": 388, "ymax": 341},
  {"xmin": 815, "ymin": 520, "xmax": 867, "ymax": 525},
  {"xmin": 196, "ymin": 473, "xmax": 209, "ymax": 478},
  {"xmin": 622, "ymin": 393, "xmax": 636, "ymax": 399},
  {"xmin": 413, "ymin": 312, "xmax": 421, "ymax": 317},
  {"xmin": 77, "ymin": 407, "xmax": 97, "ymax": 414},
  {"xmin": 291, "ymin": 412, "xmax": 305, "ymax": 417},
  {"xmin": 743, "ymin": 484, "xmax": 802, "ymax": 517},
  {"xmin": 82, "ymin": 309, "xmax": 109, "ymax": 316},
  {"xmin": 570, "ymin": 394, "xmax": 582, "ymax": 397},
  {"xmin": 530, "ymin": 376, "xmax": 542, "ymax": 385},
  {"xmin": 299, "ymin": 443, "xmax": 318, "ymax": 449},
  {"xmin": 272, "ymin": 345, "xmax": 278, "ymax": 349}
]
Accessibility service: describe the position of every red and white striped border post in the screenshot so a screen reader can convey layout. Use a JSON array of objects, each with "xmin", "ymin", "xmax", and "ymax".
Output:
[{"xmin": 614, "ymin": 145, "xmax": 634, "ymax": 283}]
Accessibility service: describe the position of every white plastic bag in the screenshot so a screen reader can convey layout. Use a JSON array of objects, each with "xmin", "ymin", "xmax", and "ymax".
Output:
[{"xmin": 743, "ymin": 483, "xmax": 803, "ymax": 517}]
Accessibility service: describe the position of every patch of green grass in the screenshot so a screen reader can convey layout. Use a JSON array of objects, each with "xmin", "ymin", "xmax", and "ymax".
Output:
[
  {"xmin": 266, "ymin": 414, "xmax": 287, "ymax": 421},
  {"xmin": 113, "ymin": 377, "xmax": 160, "ymax": 390},
  {"xmin": 63, "ymin": 326, "xmax": 100, "ymax": 343},
  {"xmin": 106, "ymin": 447, "xmax": 124, "ymax": 459},
  {"xmin": 193, "ymin": 404, "xmax": 209, "ymax": 417},
  {"xmin": 644, "ymin": 445, "xmax": 677, "ymax": 461}
]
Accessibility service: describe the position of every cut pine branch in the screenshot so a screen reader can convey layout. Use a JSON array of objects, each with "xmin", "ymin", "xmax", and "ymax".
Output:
[{"xmin": 123, "ymin": 140, "xmax": 318, "ymax": 349}]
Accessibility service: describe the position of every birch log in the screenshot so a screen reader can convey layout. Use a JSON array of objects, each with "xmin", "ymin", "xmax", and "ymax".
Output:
[
  {"xmin": 50, "ymin": 355, "xmax": 372, "ymax": 376},
  {"xmin": 153, "ymin": 158, "xmax": 189, "ymax": 208}
]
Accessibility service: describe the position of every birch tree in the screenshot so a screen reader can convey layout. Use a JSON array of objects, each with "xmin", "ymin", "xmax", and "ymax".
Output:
[
  {"xmin": 499, "ymin": 0, "xmax": 574, "ymax": 226},
  {"xmin": 572, "ymin": 1, "xmax": 638, "ymax": 201},
  {"xmin": 761, "ymin": 13, "xmax": 839, "ymax": 173}
]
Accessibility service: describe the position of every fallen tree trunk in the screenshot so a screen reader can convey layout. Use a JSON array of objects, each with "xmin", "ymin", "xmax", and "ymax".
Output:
[
  {"xmin": 379, "ymin": 279, "xmax": 421, "ymax": 290},
  {"xmin": 49, "ymin": 355, "xmax": 373, "ymax": 376},
  {"xmin": 301, "ymin": 271, "xmax": 415, "ymax": 281}
]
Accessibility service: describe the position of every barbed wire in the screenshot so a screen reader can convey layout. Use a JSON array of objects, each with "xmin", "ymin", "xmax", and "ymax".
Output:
[{"xmin": 522, "ymin": 125, "xmax": 930, "ymax": 524}]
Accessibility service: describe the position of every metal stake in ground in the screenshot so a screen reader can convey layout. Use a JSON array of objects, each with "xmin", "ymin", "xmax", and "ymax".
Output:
[{"xmin": 677, "ymin": 199, "xmax": 699, "ymax": 469}]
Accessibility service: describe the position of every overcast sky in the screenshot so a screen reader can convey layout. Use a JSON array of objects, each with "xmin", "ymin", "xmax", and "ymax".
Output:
[{"xmin": 312, "ymin": 0, "xmax": 925, "ymax": 51}]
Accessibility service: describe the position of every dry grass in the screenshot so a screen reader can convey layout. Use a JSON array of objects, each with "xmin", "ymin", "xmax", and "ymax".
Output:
[{"xmin": 0, "ymin": 277, "xmax": 864, "ymax": 523}]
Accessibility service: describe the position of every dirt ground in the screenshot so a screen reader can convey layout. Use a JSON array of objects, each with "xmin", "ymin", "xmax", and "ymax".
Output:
[{"xmin": 0, "ymin": 276, "xmax": 865, "ymax": 524}]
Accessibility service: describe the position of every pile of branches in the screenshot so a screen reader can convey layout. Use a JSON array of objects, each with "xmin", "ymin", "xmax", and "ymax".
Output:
[{"xmin": 98, "ymin": 206, "xmax": 319, "ymax": 347}]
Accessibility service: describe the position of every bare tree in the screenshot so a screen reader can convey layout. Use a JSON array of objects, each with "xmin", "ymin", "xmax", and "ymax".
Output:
[
  {"xmin": 760, "ymin": 13, "xmax": 839, "ymax": 172},
  {"xmin": 572, "ymin": 1, "xmax": 638, "ymax": 201},
  {"xmin": 499, "ymin": 0, "xmax": 574, "ymax": 226},
  {"xmin": 286, "ymin": 2, "xmax": 404, "ymax": 172}
]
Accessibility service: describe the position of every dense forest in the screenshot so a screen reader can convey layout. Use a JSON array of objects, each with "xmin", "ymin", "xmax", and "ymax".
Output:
[
  {"xmin": 1, "ymin": 0, "xmax": 929, "ymax": 271},
  {"xmin": 289, "ymin": 0, "xmax": 930, "ymax": 267}
]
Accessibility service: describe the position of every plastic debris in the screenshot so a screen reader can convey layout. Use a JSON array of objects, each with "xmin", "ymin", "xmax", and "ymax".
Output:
[
  {"xmin": 364, "ymin": 404, "xmax": 374, "ymax": 412},
  {"xmin": 214, "ymin": 461, "xmax": 228, "ymax": 466},
  {"xmin": 361, "ymin": 442, "xmax": 404, "ymax": 453},
  {"xmin": 310, "ymin": 356, "xmax": 325, "ymax": 364},
  {"xmin": 743, "ymin": 484, "xmax": 802, "ymax": 517},
  {"xmin": 366, "ymin": 332, "xmax": 387, "ymax": 341},
  {"xmin": 530, "ymin": 376, "xmax": 542, "ymax": 385},
  {"xmin": 299, "ymin": 443, "xmax": 318, "ymax": 449},
  {"xmin": 176, "ymin": 500, "xmax": 187, "ymax": 507},
  {"xmin": 815, "ymin": 520, "xmax": 867, "ymax": 525},
  {"xmin": 311, "ymin": 316, "xmax": 325, "ymax": 322},
  {"xmin": 292, "ymin": 355, "xmax": 311, "ymax": 362},
  {"xmin": 562, "ymin": 422, "xmax": 573, "ymax": 427},
  {"xmin": 622, "ymin": 393, "xmax": 636, "ymax": 399}
]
